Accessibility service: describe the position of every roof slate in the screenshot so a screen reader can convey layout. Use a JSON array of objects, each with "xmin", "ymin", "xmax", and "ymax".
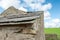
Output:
[{"xmin": 0, "ymin": 6, "xmax": 43, "ymax": 25}]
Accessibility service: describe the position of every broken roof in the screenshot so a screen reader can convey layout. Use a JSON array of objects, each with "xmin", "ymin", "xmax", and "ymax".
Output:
[{"xmin": 0, "ymin": 6, "xmax": 43, "ymax": 25}]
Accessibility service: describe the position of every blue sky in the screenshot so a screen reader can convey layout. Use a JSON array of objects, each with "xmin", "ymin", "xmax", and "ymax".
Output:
[
  {"xmin": 46, "ymin": 0, "xmax": 60, "ymax": 18},
  {"xmin": 44, "ymin": 0, "xmax": 60, "ymax": 28},
  {"xmin": 0, "ymin": 0, "xmax": 60, "ymax": 28}
]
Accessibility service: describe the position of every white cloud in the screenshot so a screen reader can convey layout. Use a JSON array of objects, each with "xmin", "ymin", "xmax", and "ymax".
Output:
[
  {"xmin": 23, "ymin": 0, "xmax": 33, "ymax": 4},
  {"xmin": 44, "ymin": 11, "xmax": 51, "ymax": 19},
  {"xmin": 0, "ymin": 0, "xmax": 20, "ymax": 9},
  {"xmin": 19, "ymin": 7, "xmax": 27, "ymax": 12},
  {"xmin": 0, "ymin": 0, "xmax": 27, "ymax": 12},
  {"xmin": 39, "ymin": 0, "xmax": 45, "ymax": 3},
  {"xmin": 45, "ymin": 19, "xmax": 60, "ymax": 28},
  {"xmin": 52, "ymin": 19, "xmax": 60, "ymax": 23},
  {"xmin": 29, "ymin": 3, "xmax": 42, "ymax": 11},
  {"xmin": 41, "ymin": 3, "xmax": 52, "ymax": 11},
  {"xmin": 0, "ymin": 0, "xmax": 52, "ymax": 12},
  {"xmin": 23, "ymin": 0, "xmax": 45, "ymax": 3}
]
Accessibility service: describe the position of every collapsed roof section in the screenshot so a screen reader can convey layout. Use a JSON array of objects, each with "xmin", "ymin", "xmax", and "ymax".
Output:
[{"xmin": 0, "ymin": 6, "xmax": 43, "ymax": 25}]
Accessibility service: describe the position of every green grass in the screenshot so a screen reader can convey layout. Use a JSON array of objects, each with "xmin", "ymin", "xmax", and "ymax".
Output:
[
  {"xmin": 45, "ymin": 28, "xmax": 60, "ymax": 35},
  {"xmin": 45, "ymin": 28, "xmax": 60, "ymax": 40}
]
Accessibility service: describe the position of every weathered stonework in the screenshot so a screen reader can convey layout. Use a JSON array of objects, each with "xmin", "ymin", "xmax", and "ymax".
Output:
[
  {"xmin": 0, "ymin": 26, "xmax": 36, "ymax": 40},
  {"xmin": 0, "ymin": 6, "xmax": 45, "ymax": 40}
]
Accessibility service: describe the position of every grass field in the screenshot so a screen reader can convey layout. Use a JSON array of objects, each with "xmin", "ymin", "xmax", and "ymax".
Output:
[{"xmin": 45, "ymin": 28, "xmax": 60, "ymax": 40}]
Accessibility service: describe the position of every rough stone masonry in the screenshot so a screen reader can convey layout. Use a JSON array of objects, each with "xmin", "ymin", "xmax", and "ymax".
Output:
[
  {"xmin": 0, "ymin": 6, "xmax": 45, "ymax": 40},
  {"xmin": 0, "ymin": 26, "xmax": 35, "ymax": 40}
]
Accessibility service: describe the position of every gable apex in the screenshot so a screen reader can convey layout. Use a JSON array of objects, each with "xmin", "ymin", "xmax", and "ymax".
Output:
[{"xmin": 1, "ymin": 6, "xmax": 27, "ymax": 17}]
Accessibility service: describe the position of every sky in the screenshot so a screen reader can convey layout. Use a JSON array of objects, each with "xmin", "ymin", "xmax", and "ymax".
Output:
[{"xmin": 0, "ymin": 0, "xmax": 60, "ymax": 28}]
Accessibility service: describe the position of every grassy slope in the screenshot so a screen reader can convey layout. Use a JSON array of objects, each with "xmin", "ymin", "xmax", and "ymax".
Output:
[
  {"xmin": 45, "ymin": 28, "xmax": 60, "ymax": 35},
  {"xmin": 45, "ymin": 28, "xmax": 60, "ymax": 39}
]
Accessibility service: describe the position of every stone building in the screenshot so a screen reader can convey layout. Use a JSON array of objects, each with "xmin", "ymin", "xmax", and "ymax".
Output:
[{"xmin": 0, "ymin": 6, "xmax": 45, "ymax": 40}]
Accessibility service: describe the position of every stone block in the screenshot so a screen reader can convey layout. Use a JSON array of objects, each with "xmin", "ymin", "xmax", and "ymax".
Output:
[
  {"xmin": 6, "ymin": 33, "xmax": 35, "ymax": 40},
  {"xmin": 0, "ymin": 31, "xmax": 6, "ymax": 40}
]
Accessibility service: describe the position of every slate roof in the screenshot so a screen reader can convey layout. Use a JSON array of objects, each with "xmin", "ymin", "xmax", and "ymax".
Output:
[
  {"xmin": 0, "ymin": 6, "xmax": 43, "ymax": 25},
  {"xmin": 0, "ymin": 13, "xmax": 40, "ymax": 22}
]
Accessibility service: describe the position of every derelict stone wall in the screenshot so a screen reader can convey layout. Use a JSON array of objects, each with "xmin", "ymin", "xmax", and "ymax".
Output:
[
  {"xmin": 0, "ymin": 11, "xmax": 45, "ymax": 40},
  {"xmin": 0, "ymin": 24, "xmax": 36, "ymax": 40}
]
